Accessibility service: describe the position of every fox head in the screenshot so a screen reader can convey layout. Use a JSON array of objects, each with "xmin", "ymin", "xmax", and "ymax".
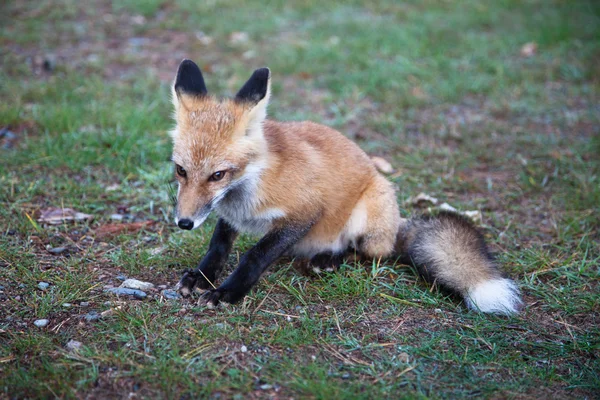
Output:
[{"xmin": 170, "ymin": 59, "xmax": 271, "ymax": 230}]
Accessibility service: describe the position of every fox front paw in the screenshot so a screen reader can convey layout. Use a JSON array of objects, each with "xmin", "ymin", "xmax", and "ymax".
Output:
[
  {"xmin": 176, "ymin": 269, "xmax": 199, "ymax": 297},
  {"xmin": 201, "ymin": 287, "xmax": 245, "ymax": 307}
]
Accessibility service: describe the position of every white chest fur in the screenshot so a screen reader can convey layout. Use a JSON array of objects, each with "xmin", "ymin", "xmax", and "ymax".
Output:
[{"xmin": 214, "ymin": 163, "xmax": 285, "ymax": 235}]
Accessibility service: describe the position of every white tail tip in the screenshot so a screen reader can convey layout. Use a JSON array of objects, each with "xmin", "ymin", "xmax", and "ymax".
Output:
[{"xmin": 465, "ymin": 278, "xmax": 523, "ymax": 315}]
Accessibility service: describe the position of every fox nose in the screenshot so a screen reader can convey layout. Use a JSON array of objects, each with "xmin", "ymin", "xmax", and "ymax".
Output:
[{"xmin": 178, "ymin": 219, "xmax": 194, "ymax": 230}]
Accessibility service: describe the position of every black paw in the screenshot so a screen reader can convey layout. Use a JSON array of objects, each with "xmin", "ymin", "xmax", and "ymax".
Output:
[
  {"xmin": 176, "ymin": 269, "xmax": 199, "ymax": 297},
  {"xmin": 201, "ymin": 287, "xmax": 245, "ymax": 307}
]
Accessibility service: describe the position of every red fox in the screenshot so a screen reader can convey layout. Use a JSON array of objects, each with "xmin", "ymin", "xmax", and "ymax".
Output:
[{"xmin": 171, "ymin": 59, "xmax": 523, "ymax": 315}]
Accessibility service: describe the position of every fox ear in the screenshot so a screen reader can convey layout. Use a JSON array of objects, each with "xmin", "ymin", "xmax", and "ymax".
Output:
[
  {"xmin": 174, "ymin": 59, "xmax": 207, "ymax": 100},
  {"xmin": 235, "ymin": 68, "xmax": 271, "ymax": 104},
  {"xmin": 235, "ymin": 68, "xmax": 271, "ymax": 135}
]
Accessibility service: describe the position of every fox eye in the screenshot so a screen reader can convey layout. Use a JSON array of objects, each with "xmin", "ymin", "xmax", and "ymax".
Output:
[
  {"xmin": 209, "ymin": 171, "xmax": 226, "ymax": 182},
  {"xmin": 176, "ymin": 164, "xmax": 187, "ymax": 178}
]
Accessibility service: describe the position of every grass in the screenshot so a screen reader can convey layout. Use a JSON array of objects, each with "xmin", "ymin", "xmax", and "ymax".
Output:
[{"xmin": 1, "ymin": 0, "xmax": 599, "ymax": 398}]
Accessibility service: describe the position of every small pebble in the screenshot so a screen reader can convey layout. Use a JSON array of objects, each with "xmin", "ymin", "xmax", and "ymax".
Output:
[
  {"xmin": 161, "ymin": 289, "xmax": 181, "ymax": 300},
  {"xmin": 106, "ymin": 287, "xmax": 147, "ymax": 299},
  {"xmin": 120, "ymin": 278, "xmax": 154, "ymax": 291},
  {"xmin": 241, "ymin": 345, "xmax": 248, "ymax": 353},
  {"xmin": 34, "ymin": 319, "xmax": 49, "ymax": 328},
  {"xmin": 110, "ymin": 214, "xmax": 124, "ymax": 221},
  {"xmin": 62, "ymin": 303, "xmax": 72, "ymax": 307},
  {"xmin": 66, "ymin": 340, "xmax": 82, "ymax": 351},
  {"xmin": 157, "ymin": 284, "xmax": 167, "ymax": 290},
  {"xmin": 259, "ymin": 384, "xmax": 273, "ymax": 390},
  {"xmin": 85, "ymin": 311, "xmax": 100, "ymax": 322},
  {"xmin": 80, "ymin": 302, "xmax": 90, "ymax": 307},
  {"xmin": 116, "ymin": 274, "xmax": 127, "ymax": 281},
  {"xmin": 48, "ymin": 247, "xmax": 68, "ymax": 255},
  {"xmin": 342, "ymin": 373, "xmax": 351, "ymax": 380},
  {"xmin": 38, "ymin": 282, "xmax": 50, "ymax": 290}
]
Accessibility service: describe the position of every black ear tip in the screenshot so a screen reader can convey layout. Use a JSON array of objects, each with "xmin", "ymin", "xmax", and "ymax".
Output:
[
  {"xmin": 175, "ymin": 59, "xmax": 207, "ymax": 96},
  {"xmin": 254, "ymin": 67, "xmax": 271, "ymax": 80},
  {"xmin": 177, "ymin": 59, "xmax": 201, "ymax": 78}
]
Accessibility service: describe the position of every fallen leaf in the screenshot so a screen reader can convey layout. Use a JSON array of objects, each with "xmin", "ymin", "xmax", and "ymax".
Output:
[
  {"xmin": 371, "ymin": 156, "xmax": 394, "ymax": 174},
  {"xmin": 38, "ymin": 207, "xmax": 93, "ymax": 225},
  {"xmin": 520, "ymin": 42, "xmax": 537, "ymax": 57},
  {"xmin": 95, "ymin": 221, "xmax": 155, "ymax": 238}
]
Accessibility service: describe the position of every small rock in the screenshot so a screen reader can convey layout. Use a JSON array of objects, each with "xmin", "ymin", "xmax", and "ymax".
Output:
[
  {"xmin": 47, "ymin": 247, "xmax": 68, "ymax": 255},
  {"xmin": 341, "ymin": 373, "xmax": 351, "ymax": 380},
  {"xmin": 157, "ymin": 284, "xmax": 167, "ymax": 290},
  {"xmin": 38, "ymin": 282, "xmax": 50, "ymax": 290},
  {"xmin": 106, "ymin": 287, "xmax": 147, "ymax": 299},
  {"xmin": 62, "ymin": 303, "xmax": 72, "ymax": 307},
  {"xmin": 110, "ymin": 214, "xmax": 124, "ymax": 221},
  {"xmin": 259, "ymin": 384, "xmax": 273, "ymax": 390},
  {"xmin": 120, "ymin": 278, "xmax": 154, "ymax": 291},
  {"xmin": 0, "ymin": 128, "xmax": 18, "ymax": 149},
  {"xmin": 85, "ymin": 311, "xmax": 100, "ymax": 322},
  {"xmin": 34, "ymin": 319, "xmax": 49, "ymax": 328},
  {"xmin": 161, "ymin": 289, "xmax": 181, "ymax": 300},
  {"xmin": 66, "ymin": 340, "xmax": 82, "ymax": 351},
  {"xmin": 116, "ymin": 274, "xmax": 127, "ymax": 281},
  {"xmin": 80, "ymin": 302, "xmax": 90, "ymax": 307},
  {"xmin": 241, "ymin": 345, "xmax": 248, "ymax": 353}
]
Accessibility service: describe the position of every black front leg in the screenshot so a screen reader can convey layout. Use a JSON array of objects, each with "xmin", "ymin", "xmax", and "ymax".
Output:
[
  {"xmin": 177, "ymin": 218, "xmax": 238, "ymax": 296},
  {"xmin": 203, "ymin": 223, "xmax": 312, "ymax": 306}
]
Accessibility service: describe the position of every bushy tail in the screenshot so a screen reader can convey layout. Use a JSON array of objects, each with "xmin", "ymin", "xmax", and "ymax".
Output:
[{"xmin": 396, "ymin": 211, "xmax": 522, "ymax": 315}]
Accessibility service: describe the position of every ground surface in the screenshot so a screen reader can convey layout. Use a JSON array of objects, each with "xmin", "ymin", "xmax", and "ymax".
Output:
[{"xmin": 1, "ymin": 0, "xmax": 599, "ymax": 398}]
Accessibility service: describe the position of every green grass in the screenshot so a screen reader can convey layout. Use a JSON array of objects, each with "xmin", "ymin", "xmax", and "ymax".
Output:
[{"xmin": 1, "ymin": 0, "xmax": 599, "ymax": 398}]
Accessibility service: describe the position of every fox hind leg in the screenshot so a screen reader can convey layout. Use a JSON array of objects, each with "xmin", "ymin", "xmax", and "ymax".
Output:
[{"xmin": 356, "ymin": 175, "xmax": 402, "ymax": 259}]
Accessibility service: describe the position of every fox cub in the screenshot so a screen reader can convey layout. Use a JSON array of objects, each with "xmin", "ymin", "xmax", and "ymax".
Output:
[{"xmin": 170, "ymin": 59, "xmax": 522, "ymax": 315}]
